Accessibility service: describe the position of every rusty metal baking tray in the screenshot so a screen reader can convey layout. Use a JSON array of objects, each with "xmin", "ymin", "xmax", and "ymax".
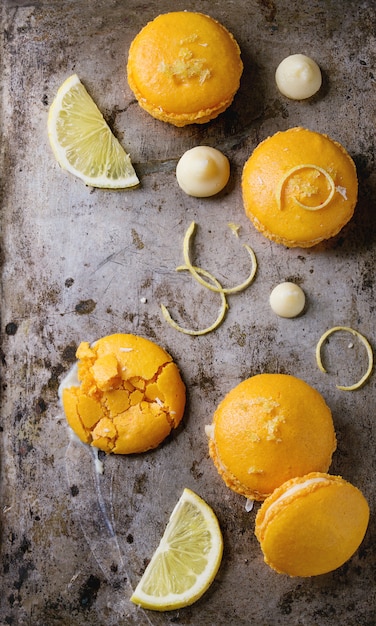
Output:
[{"xmin": 1, "ymin": 1, "xmax": 375, "ymax": 624}]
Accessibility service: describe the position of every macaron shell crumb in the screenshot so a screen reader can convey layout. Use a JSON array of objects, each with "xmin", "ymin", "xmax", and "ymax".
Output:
[{"xmin": 255, "ymin": 472, "xmax": 370, "ymax": 577}]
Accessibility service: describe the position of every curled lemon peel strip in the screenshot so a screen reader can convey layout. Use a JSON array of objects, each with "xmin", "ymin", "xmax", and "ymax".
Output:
[
  {"xmin": 316, "ymin": 326, "xmax": 374, "ymax": 391},
  {"xmin": 276, "ymin": 164, "xmax": 336, "ymax": 211},
  {"xmin": 183, "ymin": 221, "xmax": 257, "ymax": 294},
  {"xmin": 161, "ymin": 265, "xmax": 228, "ymax": 336}
]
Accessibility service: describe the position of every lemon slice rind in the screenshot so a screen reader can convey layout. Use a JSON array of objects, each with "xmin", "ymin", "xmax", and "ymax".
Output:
[
  {"xmin": 48, "ymin": 74, "xmax": 139, "ymax": 189},
  {"xmin": 183, "ymin": 221, "xmax": 257, "ymax": 294},
  {"xmin": 316, "ymin": 325, "xmax": 373, "ymax": 391},
  {"xmin": 161, "ymin": 265, "xmax": 228, "ymax": 336},
  {"xmin": 130, "ymin": 488, "xmax": 223, "ymax": 611}
]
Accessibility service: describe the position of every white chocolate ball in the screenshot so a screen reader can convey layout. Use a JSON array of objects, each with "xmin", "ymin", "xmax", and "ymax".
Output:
[
  {"xmin": 269, "ymin": 282, "xmax": 306, "ymax": 318},
  {"xmin": 176, "ymin": 146, "xmax": 230, "ymax": 197},
  {"xmin": 275, "ymin": 54, "xmax": 322, "ymax": 100}
]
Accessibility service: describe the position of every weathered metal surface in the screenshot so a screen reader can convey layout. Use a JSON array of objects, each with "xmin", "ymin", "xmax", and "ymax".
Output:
[{"xmin": 1, "ymin": 1, "xmax": 375, "ymax": 624}]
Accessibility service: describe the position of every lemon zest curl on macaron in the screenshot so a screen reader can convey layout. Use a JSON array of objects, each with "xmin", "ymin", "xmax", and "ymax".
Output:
[
  {"xmin": 316, "ymin": 326, "xmax": 373, "ymax": 391},
  {"xmin": 276, "ymin": 164, "xmax": 336, "ymax": 211}
]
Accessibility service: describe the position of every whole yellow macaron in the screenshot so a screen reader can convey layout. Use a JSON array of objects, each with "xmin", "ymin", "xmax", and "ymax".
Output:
[
  {"xmin": 207, "ymin": 374, "xmax": 336, "ymax": 500},
  {"xmin": 242, "ymin": 127, "xmax": 358, "ymax": 247},
  {"xmin": 60, "ymin": 333, "xmax": 186, "ymax": 454},
  {"xmin": 255, "ymin": 472, "xmax": 370, "ymax": 577},
  {"xmin": 127, "ymin": 11, "xmax": 243, "ymax": 126}
]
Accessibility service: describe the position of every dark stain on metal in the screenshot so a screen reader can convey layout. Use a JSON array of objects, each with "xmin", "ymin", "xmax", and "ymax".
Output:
[
  {"xmin": 62, "ymin": 342, "xmax": 78, "ymax": 362},
  {"xmin": 229, "ymin": 322, "xmax": 247, "ymax": 347},
  {"xmin": 133, "ymin": 472, "xmax": 148, "ymax": 495},
  {"xmin": 5, "ymin": 322, "xmax": 18, "ymax": 335},
  {"xmin": 190, "ymin": 460, "xmax": 203, "ymax": 480},
  {"xmin": 47, "ymin": 363, "xmax": 65, "ymax": 392},
  {"xmin": 256, "ymin": 0, "xmax": 277, "ymax": 22},
  {"xmin": 75, "ymin": 299, "xmax": 96, "ymax": 315},
  {"xmin": 79, "ymin": 575, "xmax": 101, "ymax": 609},
  {"xmin": 35, "ymin": 397, "xmax": 47, "ymax": 415}
]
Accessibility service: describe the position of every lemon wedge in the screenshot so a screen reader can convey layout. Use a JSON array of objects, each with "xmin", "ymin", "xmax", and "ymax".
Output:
[
  {"xmin": 48, "ymin": 74, "xmax": 139, "ymax": 189},
  {"xmin": 130, "ymin": 488, "xmax": 223, "ymax": 611}
]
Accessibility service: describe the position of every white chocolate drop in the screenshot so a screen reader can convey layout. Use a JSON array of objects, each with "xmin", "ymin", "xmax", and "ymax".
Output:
[
  {"xmin": 269, "ymin": 282, "xmax": 306, "ymax": 318},
  {"xmin": 176, "ymin": 146, "xmax": 230, "ymax": 197},
  {"xmin": 275, "ymin": 54, "xmax": 322, "ymax": 100}
]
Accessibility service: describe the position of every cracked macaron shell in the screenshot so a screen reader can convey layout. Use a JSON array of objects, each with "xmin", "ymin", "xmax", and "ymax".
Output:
[
  {"xmin": 208, "ymin": 374, "xmax": 337, "ymax": 500},
  {"xmin": 62, "ymin": 333, "xmax": 186, "ymax": 454},
  {"xmin": 255, "ymin": 472, "xmax": 370, "ymax": 577}
]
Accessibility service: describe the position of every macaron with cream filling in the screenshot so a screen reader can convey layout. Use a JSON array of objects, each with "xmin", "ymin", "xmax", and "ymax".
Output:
[{"xmin": 255, "ymin": 472, "xmax": 370, "ymax": 577}]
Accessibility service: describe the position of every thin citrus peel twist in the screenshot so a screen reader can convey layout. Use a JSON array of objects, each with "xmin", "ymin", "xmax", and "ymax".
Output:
[
  {"xmin": 316, "ymin": 326, "xmax": 373, "ymax": 391},
  {"xmin": 183, "ymin": 221, "xmax": 257, "ymax": 294},
  {"xmin": 161, "ymin": 221, "xmax": 257, "ymax": 335},
  {"xmin": 161, "ymin": 265, "xmax": 228, "ymax": 336}
]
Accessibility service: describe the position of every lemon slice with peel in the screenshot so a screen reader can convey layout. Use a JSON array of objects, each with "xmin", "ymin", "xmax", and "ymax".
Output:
[
  {"xmin": 131, "ymin": 488, "xmax": 223, "ymax": 611},
  {"xmin": 48, "ymin": 74, "xmax": 139, "ymax": 189}
]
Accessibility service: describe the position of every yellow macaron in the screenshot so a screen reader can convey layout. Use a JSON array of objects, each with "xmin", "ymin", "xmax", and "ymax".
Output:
[
  {"xmin": 242, "ymin": 127, "xmax": 358, "ymax": 247},
  {"xmin": 127, "ymin": 11, "xmax": 243, "ymax": 126},
  {"xmin": 60, "ymin": 333, "xmax": 186, "ymax": 454},
  {"xmin": 255, "ymin": 472, "xmax": 370, "ymax": 577},
  {"xmin": 207, "ymin": 374, "xmax": 336, "ymax": 500}
]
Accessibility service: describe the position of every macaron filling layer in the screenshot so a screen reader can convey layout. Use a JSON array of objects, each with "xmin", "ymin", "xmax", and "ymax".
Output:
[{"xmin": 261, "ymin": 476, "xmax": 328, "ymax": 526}]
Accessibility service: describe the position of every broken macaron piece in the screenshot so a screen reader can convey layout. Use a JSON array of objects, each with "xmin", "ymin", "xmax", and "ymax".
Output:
[{"xmin": 60, "ymin": 333, "xmax": 186, "ymax": 454}]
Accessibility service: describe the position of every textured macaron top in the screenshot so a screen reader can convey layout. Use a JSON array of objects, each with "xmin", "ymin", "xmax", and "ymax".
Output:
[
  {"xmin": 60, "ymin": 333, "xmax": 186, "ymax": 454},
  {"xmin": 255, "ymin": 472, "xmax": 370, "ymax": 577},
  {"xmin": 242, "ymin": 127, "xmax": 358, "ymax": 247},
  {"xmin": 208, "ymin": 374, "xmax": 336, "ymax": 500},
  {"xmin": 127, "ymin": 12, "xmax": 243, "ymax": 126}
]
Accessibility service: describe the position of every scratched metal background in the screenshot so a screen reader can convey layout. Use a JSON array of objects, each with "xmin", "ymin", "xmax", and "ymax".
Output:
[{"xmin": 1, "ymin": 1, "xmax": 375, "ymax": 624}]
